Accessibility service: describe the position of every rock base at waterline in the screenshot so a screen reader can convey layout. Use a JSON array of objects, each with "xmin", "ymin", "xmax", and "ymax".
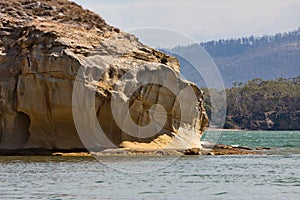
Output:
[{"xmin": 0, "ymin": 144, "xmax": 267, "ymax": 156}]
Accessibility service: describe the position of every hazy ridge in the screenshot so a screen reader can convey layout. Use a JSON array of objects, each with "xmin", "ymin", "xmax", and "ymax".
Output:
[{"xmin": 171, "ymin": 28, "xmax": 300, "ymax": 87}]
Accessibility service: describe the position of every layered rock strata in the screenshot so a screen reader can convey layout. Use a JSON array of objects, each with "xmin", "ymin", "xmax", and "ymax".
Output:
[{"xmin": 0, "ymin": 0, "xmax": 208, "ymax": 151}]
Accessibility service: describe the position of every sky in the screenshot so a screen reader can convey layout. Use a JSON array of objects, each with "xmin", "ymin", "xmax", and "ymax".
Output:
[{"xmin": 74, "ymin": 0, "xmax": 300, "ymax": 43}]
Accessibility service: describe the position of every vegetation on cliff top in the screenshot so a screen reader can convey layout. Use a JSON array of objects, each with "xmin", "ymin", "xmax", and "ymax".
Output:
[{"xmin": 202, "ymin": 76, "xmax": 300, "ymax": 130}]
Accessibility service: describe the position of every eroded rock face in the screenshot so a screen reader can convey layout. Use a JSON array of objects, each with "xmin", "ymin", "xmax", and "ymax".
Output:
[{"xmin": 0, "ymin": 0, "xmax": 208, "ymax": 150}]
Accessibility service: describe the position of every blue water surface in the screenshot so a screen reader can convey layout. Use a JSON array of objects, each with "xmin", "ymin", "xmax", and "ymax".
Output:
[{"xmin": 0, "ymin": 131, "xmax": 299, "ymax": 200}]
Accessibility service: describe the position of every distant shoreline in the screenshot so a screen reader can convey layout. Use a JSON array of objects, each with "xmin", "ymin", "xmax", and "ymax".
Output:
[
  {"xmin": 206, "ymin": 126, "xmax": 241, "ymax": 132},
  {"xmin": 205, "ymin": 127, "xmax": 300, "ymax": 131}
]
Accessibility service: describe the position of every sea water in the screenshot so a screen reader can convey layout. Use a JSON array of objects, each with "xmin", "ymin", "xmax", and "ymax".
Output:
[{"xmin": 0, "ymin": 131, "xmax": 299, "ymax": 200}]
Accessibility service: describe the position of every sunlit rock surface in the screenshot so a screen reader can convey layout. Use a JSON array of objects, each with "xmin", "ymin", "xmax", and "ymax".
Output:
[{"xmin": 0, "ymin": 0, "xmax": 208, "ymax": 151}]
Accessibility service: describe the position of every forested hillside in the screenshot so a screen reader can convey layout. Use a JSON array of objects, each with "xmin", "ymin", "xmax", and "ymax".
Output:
[
  {"xmin": 165, "ymin": 29, "xmax": 300, "ymax": 130},
  {"xmin": 202, "ymin": 77, "xmax": 300, "ymax": 130},
  {"xmin": 172, "ymin": 28, "xmax": 300, "ymax": 87}
]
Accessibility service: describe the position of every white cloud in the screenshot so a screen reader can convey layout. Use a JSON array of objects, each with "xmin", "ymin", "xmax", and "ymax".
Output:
[{"xmin": 74, "ymin": 0, "xmax": 300, "ymax": 42}]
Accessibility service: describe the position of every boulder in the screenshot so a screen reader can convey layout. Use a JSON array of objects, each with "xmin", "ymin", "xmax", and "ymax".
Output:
[{"xmin": 0, "ymin": 0, "xmax": 208, "ymax": 151}]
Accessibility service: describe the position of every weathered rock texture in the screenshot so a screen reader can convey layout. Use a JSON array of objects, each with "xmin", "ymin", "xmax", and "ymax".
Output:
[{"xmin": 0, "ymin": 0, "xmax": 208, "ymax": 151}]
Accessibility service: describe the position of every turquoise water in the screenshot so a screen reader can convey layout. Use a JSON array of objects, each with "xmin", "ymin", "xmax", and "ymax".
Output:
[
  {"xmin": 0, "ymin": 131, "xmax": 300, "ymax": 199},
  {"xmin": 203, "ymin": 130, "xmax": 300, "ymax": 149}
]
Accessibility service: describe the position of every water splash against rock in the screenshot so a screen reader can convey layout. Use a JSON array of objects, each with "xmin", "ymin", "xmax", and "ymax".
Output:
[{"xmin": 0, "ymin": 0, "xmax": 208, "ymax": 151}]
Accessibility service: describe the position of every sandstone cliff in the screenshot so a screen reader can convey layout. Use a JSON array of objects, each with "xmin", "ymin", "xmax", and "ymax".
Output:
[{"xmin": 0, "ymin": 0, "xmax": 208, "ymax": 151}]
